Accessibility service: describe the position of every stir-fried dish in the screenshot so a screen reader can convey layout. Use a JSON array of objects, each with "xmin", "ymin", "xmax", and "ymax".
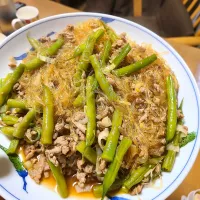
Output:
[{"xmin": 0, "ymin": 19, "xmax": 196, "ymax": 199}]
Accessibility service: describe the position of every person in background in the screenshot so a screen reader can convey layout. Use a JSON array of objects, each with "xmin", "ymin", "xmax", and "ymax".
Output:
[{"xmin": 62, "ymin": 0, "xmax": 194, "ymax": 38}]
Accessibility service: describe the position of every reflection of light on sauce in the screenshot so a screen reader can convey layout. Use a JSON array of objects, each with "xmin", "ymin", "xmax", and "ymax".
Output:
[
  {"xmin": 19, "ymin": 147, "xmax": 25, "ymax": 161},
  {"xmin": 42, "ymin": 174, "xmax": 95, "ymax": 198}
]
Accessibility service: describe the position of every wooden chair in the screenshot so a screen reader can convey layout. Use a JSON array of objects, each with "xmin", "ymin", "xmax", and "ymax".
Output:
[{"xmin": 133, "ymin": 0, "xmax": 200, "ymax": 46}]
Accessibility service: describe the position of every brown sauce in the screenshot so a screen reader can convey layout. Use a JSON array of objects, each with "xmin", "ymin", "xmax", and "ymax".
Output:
[
  {"xmin": 42, "ymin": 174, "xmax": 95, "ymax": 198},
  {"xmin": 19, "ymin": 148, "xmax": 123, "ymax": 198},
  {"xmin": 19, "ymin": 148, "xmax": 96, "ymax": 198}
]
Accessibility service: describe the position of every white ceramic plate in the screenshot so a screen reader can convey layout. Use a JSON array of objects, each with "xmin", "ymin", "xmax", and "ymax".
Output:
[{"xmin": 0, "ymin": 12, "xmax": 200, "ymax": 200}]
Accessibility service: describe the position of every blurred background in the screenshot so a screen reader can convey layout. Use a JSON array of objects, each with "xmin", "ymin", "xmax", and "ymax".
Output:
[{"xmin": 62, "ymin": 0, "xmax": 200, "ymax": 44}]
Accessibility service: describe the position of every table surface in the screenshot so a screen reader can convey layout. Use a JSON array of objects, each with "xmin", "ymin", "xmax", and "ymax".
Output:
[{"xmin": 1, "ymin": 0, "xmax": 200, "ymax": 200}]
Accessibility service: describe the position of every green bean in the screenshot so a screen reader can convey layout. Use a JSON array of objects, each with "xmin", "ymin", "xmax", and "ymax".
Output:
[
  {"xmin": 73, "ymin": 94, "xmax": 85, "ymax": 107},
  {"xmin": 70, "ymin": 43, "xmax": 85, "ymax": 60},
  {"xmin": 69, "ymin": 29, "xmax": 105, "ymax": 60},
  {"xmin": 78, "ymin": 35, "xmax": 96, "ymax": 69},
  {"xmin": 162, "ymin": 133, "xmax": 180, "ymax": 172},
  {"xmin": 0, "ymin": 126, "xmax": 14, "ymax": 137},
  {"xmin": 73, "ymin": 30, "xmax": 104, "ymax": 105},
  {"xmin": 73, "ymin": 34, "xmax": 96, "ymax": 88},
  {"xmin": 178, "ymin": 99, "xmax": 184, "ymax": 125},
  {"xmin": 166, "ymin": 75, "xmax": 177, "ymax": 142},
  {"xmin": 180, "ymin": 132, "xmax": 196, "ymax": 147},
  {"xmin": 76, "ymin": 141, "xmax": 97, "ymax": 164},
  {"xmin": 41, "ymin": 85, "xmax": 54, "ymax": 145},
  {"xmin": 25, "ymin": 38, "xmax": 64, "ymax": 71},
  {"xmin": 102, "ymin": 109, "xmax": 123, "ymax": 161},
  {"xmin": 86, "ymin": 76, "xmax": 97, "ymax": 146},
  {"xmin": 42, "ymin": 38, "xmax": 64, "ymax": 56},
  {"xmin": 93, "ymin": 179, "xmax": 123, "ymax": 198},
  {"xmin": 1, "ymin": 115, "xmax": 18, "ymax": 125},
  {"xmin": 162, "ymin": 96, "xmax": 183, "ymax": 171},
  {"xmin": 0, "ymin": 64, "xmax": 25, "ymax": 106},
  {"xmin": 0, "ymin": 105, "xmax": 8, "ymax": 114},
  {"xmin": 13, "ymin": 109, "xmax": 36, "ymax": 139},
  {"xmin": 90, "ymin": 55, "xmax": 118, "ymax": 101},
  {"xmin": 7, "ymin": 139, "xmax": 19, "ymax": 154},
  {"xmin": 73, "ymin": 69, "xmax": 83, "ymax": 87},
  {"xmin": 113, "ymin": 54, "xmax": 157, "ymax": 77},
  {"xmin": 101, "ymin": 20, "xmax": 118, "ymax": 43},
  {"xmin": 48, "ymin": 160, "xmax": 68, "ymax": 198},
  {"xmin": 148, "ymin": 156, "xmax": 164, "ymax": 165},
  {"xmin": 77, "ymin": 30, "xmax": 104, "ymax": 71},
  {"xmin": 102, "ymin": 137, "xmax": 132, "ymax": 199},
  {"xmin": 105, "ymin": 43, "xmax": 131, "ymax": 72},
  {"xmin": 27, "ymin": 36, "xmax": 42, "ymax": 51},
  {"xmin": 125, "ymin": 157, "xmax": 163, "ymax": 184},
  {"xmin": 2, "ymin": 73, "xmax": 12, "ymax": 86},
  {"xmin": 100, "ymin": 40, "xmax": 112, "ymax": 68},
  {"xmin": 24, "ymin": 58, "xmax": 44, "ymax": 71},
  {"xmin": 74, "ymin": 29, "xmax": 104, "ymax": 87},
  {"xmin": 0, "ymin": 75, "xmax": 9, "ymax": 88},
  {"xmin": 94, "ymin": 29, "xmax": 105, "ymax": 40},
  {"xmin": 93, "ymin": 185, "xmax": 104, "ymax": 198},
  {"xmin": 122, "ymin": 164, "xmax": 153, "ymax": 191},
  {"xmin": 7, "ymin": 99, "xmax": 27, "ymax": 109}
]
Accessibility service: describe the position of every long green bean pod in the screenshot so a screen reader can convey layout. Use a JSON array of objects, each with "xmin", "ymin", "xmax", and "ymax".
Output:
[
  {"xmin": 101, "ymin": 21, "xmax": 118, "ymax": 43},
  {"xmin": 102, "ymin": 109, "xmax": 123, "ymax": 161},
  {"xmin": 102, "ymin": 137, "xmax": 132, "ymax": 199},
  {"xmin": 1, "ymin": 115, "xmax": 19, "ymax": 125},
  {"xmin": 122, "ymin": 164, "xmax": 153, "ymax": 191},
  {"xmin": 7, "ymin": 99, "xmax": 27, "ymax": 109},
  {"xmin": 180, "ymin": 132, "xmax": 196, "ymax": 147},
  {"xmin": 90, "ymin": 55, "xmax": 118, "ymax": 101},
  {"xmin": 27, "ymin": 36, "xmax": 42, "ymax": 51},
  {"xmin": 105, "ymin": 43, "xmax": 131, "ymax": 72},
  {"xmin": 113, "ymin": 54, "xmax": 157, "ymax": 77},
  {"xmin": 2, "ymin": 73, "xmax": 12, "ymax": 86},
  {"xmin": 73, "ymin": 30, "xmax": 105, "ymax": 105},
  {"xmin": 74, "ymin": 35, "xmax": 96, "ymax": 87},
  {"xmin": 0, "ymin": 126, "xmax": 14, "ymax": 137},
  {"xmin": 13, "ymin": 109, "xmax": 36, "ymax": 139},
  {"xmin": 24, "ymin": 58, "xmax": 44, "ymax": 71},
  {"xmin": 166, "ymin": 75, "xmax": 177, "ymax": 142},
  {"xmin": 41, "ymin": 85, "xmax": 54, "ymax": 145},
  {"xmin": 93, "ymin": 179, "xmax": 123, "ymax": 198},
  {"xmin": 69, "ymin": 29, "xmax": 104, "ymax": 60},
  {"xmin": 86, "ymin": 76, "xmax": 97, "ymax": 146},
  {"xmin": 25, "ymin": 38, "xmax": 64, "ymax": 70},
  {"xmin": 48, "ymin": 160, "xmax": 68, "ymax": 198},
  {"xmin": 7, "ymin": 139, "xmax": 20, "ymax": 154},
  {"xmin": 76, "ymin": 141, "xmax": 97, "ymax": 164},
  {"xmin": 70, "ymin": 43, "xmax": 85, "ymax": 60},
  {"xmin": 0, "ymin": 64, "xmax": 25, "ymax": 106},
  {"xmin": 162, "ymin": 133, "xmax": 180, "ymax": 172},
  {"xmin": 73, "ymin": 94, "xmax": 85, "ymax": 107},
  {"xmin": 100, "ymin": 40, "xmax": 112, "ymax": 68},
  {"xmin": 78, "ymin": 30, "xmax": 104, "ymax": 72}
]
